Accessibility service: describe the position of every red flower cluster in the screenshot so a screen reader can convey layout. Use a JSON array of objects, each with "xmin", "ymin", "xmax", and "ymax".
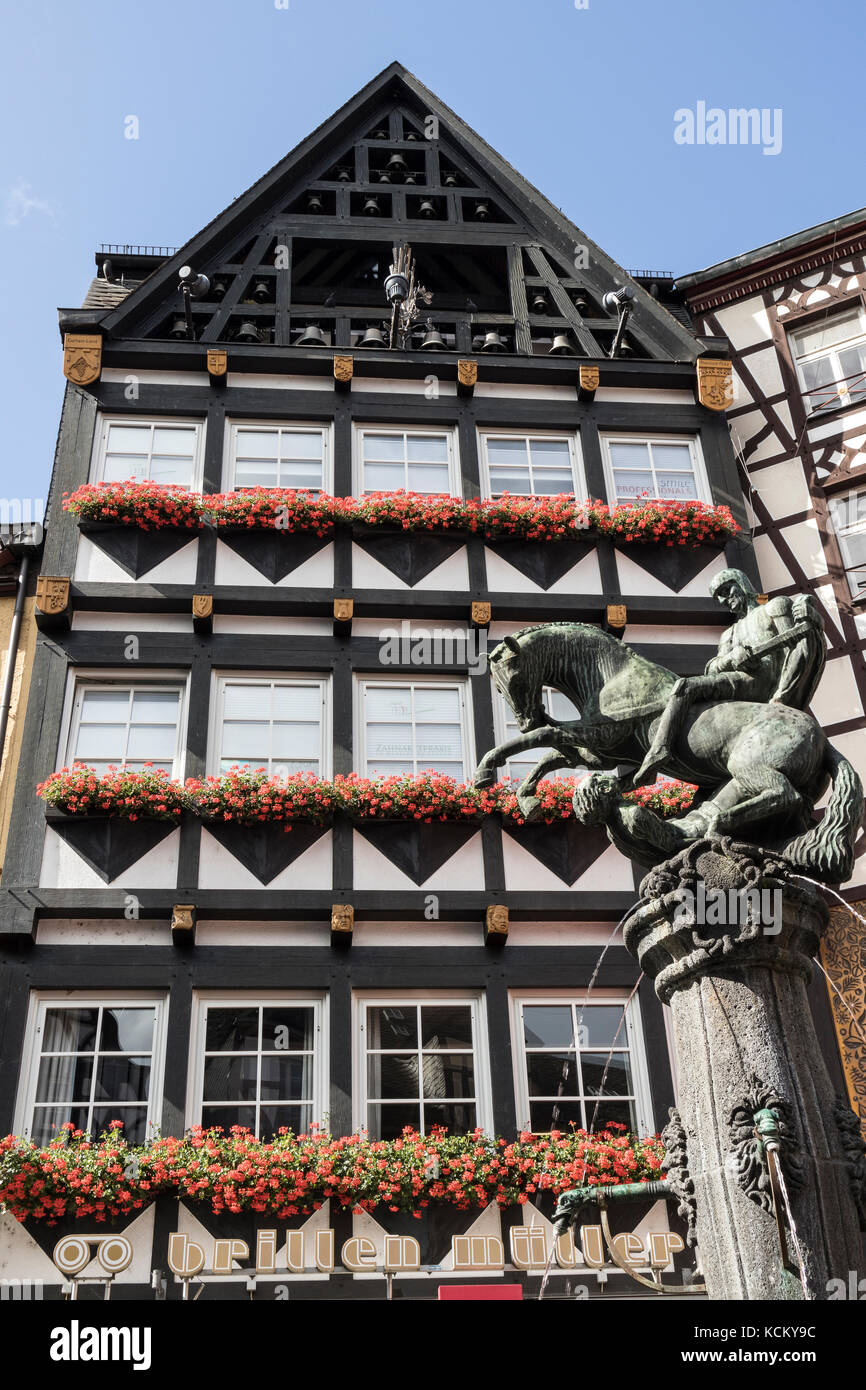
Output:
[
  {"xmin": 62, "ymin": 483, "xmax": 739, "ymax": 548},
  {"xmin": 206, "ymin": 488, "xmax": 336, "ymax": 535},
  {"xmin": 62, "ymin": 480, "xmax": 204, "ymax": 530},
  {"xmin": 37, "ymin": 768, "xmax": 696, "ymax": 825},
  {"xmin": 36, "ymin": 765, "xmax": 186, "ymax": 821},
  {"xmin": 625, "ymin": 779, "xmax": 697, "ymax": 815},
  {"xmin": 0, "ymin": 1123, "xmax": 665, "ymax": 1224},
  {"xmin": 187, "ymin": 768, "xmax": 336, "ymax": 826}
]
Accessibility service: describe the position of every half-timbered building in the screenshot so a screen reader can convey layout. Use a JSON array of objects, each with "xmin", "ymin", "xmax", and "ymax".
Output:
[
  {"xmin": 679, "ymin": 211, "xmax": 866, "ymax": 1141},
  {"xmin": 0, "ymin": 63, "xmax": 848, "ymax": 1298}
]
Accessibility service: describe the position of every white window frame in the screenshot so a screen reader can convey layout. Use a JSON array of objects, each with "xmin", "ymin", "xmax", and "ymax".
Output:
[
  {"xmin": 186, "ymin": 991, "xmax": 329, "ymax": 1139},
  {"xmin": 829, "ymin": 485, "xmax": 866, "ymax": 599},
  {"xmin": 14, "ymin": 990, "xmax": 169, "ymax": 1143},
  {"xmin": 355, "ymin": 675, "xmax": 473, "ymax": 779},
  {"xmin": 789, "ymin": 305, "xmax": 866, "ymax": 415},
  {"xmin": 479, "ymin": 428, "xmax": 585, "ymax": 499},
  {"xmin": 59, "ymin": 669, "xmax": 190, "ymax": 779},
  {"xmin": 600, "ymin": 433, "xmax": 711, "ymax": 506},
  {"xmin": 352, "ymin": 423, "xmax": 461, "ymax": 497},
  {"xmin": 352, "ymin": 990, "xmax": 493, "ymax": 1137},
  {"xmin": 509, "ymin": 989, "xmax": 655, "ymax": 1137},
  {"xmin": 223, "ymin": 419, "xmax": 334, "ymax": 492},
  {"xmin": 90, "ymin": 415, "xmax": 205, "ymax": 490},
  {"xmin": 208, "ymin": 672, "xmax": 331, "ymax": 779}
]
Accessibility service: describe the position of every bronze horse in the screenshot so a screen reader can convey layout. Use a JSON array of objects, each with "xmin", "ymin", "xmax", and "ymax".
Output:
[{"xmin": 474, "ymin": 623, "xmax": 862, "ymax": 883}]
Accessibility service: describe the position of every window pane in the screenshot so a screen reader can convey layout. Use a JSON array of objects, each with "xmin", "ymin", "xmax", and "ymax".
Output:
[
  {"xmin": 95, "ymin": 1055, "xmax": 151, "ymax": 1103},
  {"xmin": 100, "ymin": 1008, "xmax": 155, "ymax": 1052},
  {"xmin": 801, "ymin": 357, "xmax": 836, "ymax": 394},
  {"xmin": 530, "ymin": 1100, "xmax": 584, "ymax": 1132},
  {"xmin": 271, "ymin": 685, "xmax": 321, "ymax": 721},
  {"xmin": 370, "ymin": 1102, "xmax": 421, "ymax": 1139},
  {"xmin": 75, "ymin": 726, "xmax": 125, "ymax": 760},
  {"xmin": 794, "ymin": 311, "xmax": 862, "ymax": 356},
  {"xmin": 587, "ymin": 1100, "xmax": 636, "ymax": 1132},
  {"xmin": 221, "ymin": 722, "xmax": 270, "ymax": 761},
  {"xmin": 235, "ymin": 431, "xmax": 279, "ymax": 459},
  {"xmin": 532, "ymin": 471, "xmax": 574, "ymax": 495},
  {"xmin": 609, "ymin": 442, "xmax": 649, "ymax": 471},
  {"xmin": 414, "ymin": 687, "xmax": 460, "ymax": 722},
  {"xmin": 262, "ymin": 1007, "xmax": 314, "ymax": 1052},
  {"xmin": 529, "ymin": 439, "xmax": 571, "ymax": 467},
  {"xmin": 423, "ymin": 1102, "xmax": 476, "ymax": 1134},
  {"xmin": 152, "ymin": 427, "xmax": 195, "ymax": 457},
  {"xmin": 523, "ymin": 1005, "xmax": 573, "ymax": 1048},
  {"xmin": 150, "ymin": 457, "xmax": 193, "ymax": 487},
  {"xmin": 106, "ymin": 426, "xmax": 153, "ymax": 454},
  {"xmin": 272, "ymin": 723, "xmax": 318, "ymax": 759},
  {"xmin": 203, "ymin": 1054, "xmax": 258, "ymax": 1101},
  {"xmin": 91, "ymin": 1109, "xmax": 150, "ymax": 1145},
  {"xmin": 363, "ymin": 434, "xmax": 405, "ymax": 462},
  {"xmin": 421, "ymin": 1005, "xmax": 473, "ymax": 1049},
  {"xmin": 614, "ymin": 471, "xmax": 654, "ymax": 500},
  {"xmin": 223, "ymin": 684, "xmax": 271, "ymax": 720},
  {"xmin": 235, "ymin": 460, "xmax": 279, "ymax": 488},
  {"xmin": 487, "ymin": 438, "xmax": 527, "ymax": 466},
  {"xmin": 280, "ymin": 462, "xmax": 323, "ymax": 488},
  {"xmin": 367, "ymin": 1006, "xmax": 418, "ymax": 1049},
  {"xmin": 581, "ymin": 1052, "xmax": 633, "ymax": 1096},
  {"xmin": 489, "ymin": 467, "xmax": 531, "ymax": 495},
  {"xmin": 367, "ymin": 724, "xmax": 414, "ymax": 760},
  {"xmin": 651, "ymin": 444, "xmax": 693, "ymax": 472},
  {"xmin": 280, "ymin": 431, "xmax": 323, "ymax": 460},
  {"xmin": 367, "ymin": 1054, "xmax": 419, "ymax": 1099},
  {"xmin": 259, "ymin": 1056, "xmax": 312, "ymax": 1101},
  {"xmin": 30, "ymin": 1107, "xmax": 90, "ymax": 1144},
  {"xmin": 259, "ymin": 1104, "xmax": 310, "ymax": 1139},
  {"xmin": 656, "ymin": 472, "xmax": 698, "ymax": 500},
  {"xmin": 201, "ymin": 1105, "xmax": 256, "ymax": 1133},
  {"xmin": 422, "ymin": 1053, "xmax": 474, "ymax": 1099},
  {"xmin": 406, "ymin": 462, "xmax": 450, "ymax": 493},
  {"xmin": 526, "ymin": 1052, "xmax": 579, "ymax": 1097},
  {"xmin": 364, "ymin": 463, "xmax": 404, "ymax": 491},
  {"xmin": 80, "ymin": 690, "xmax": 130, "ymax": 723},
  {"xmin": 581, "ymin": 1006, "xmax": 626, "ymax": 1048},
  {"xmin": 205, "ymin": 1008, "xmax": 260, "ymax": 1051},
  {"xmin": 131, "ymin": 691, "xmax": 180, "ymax": 724},
  {"xmin": 367, "ymin": 759, "xmax": 414, "ymax": 777},
  {"xmin": 365, "ymin": 687, "xmax": 411, "ymax": 722},
  {"xmin": 126, "ymin": 725, "xmax": 177, "ymax": 759},
  {"xmin": 414, "ymin": 724, "xmax": 463, "ymax": 761},
  {"xmin": 103, "ymin": 456, "xmax": 148, "ymax": 482},
  {"xmin": 36, "ymin": 1055, "xmax": 93, "ymax": 1103},
  {"xmin": 407, "ymin": 435, "xmax": 448, "ymax": 462}
]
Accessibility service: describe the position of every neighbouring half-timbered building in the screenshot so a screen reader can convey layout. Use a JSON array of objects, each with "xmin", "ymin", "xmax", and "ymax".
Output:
[
  {"xmin": 0, "ymin": 63, "xmax": 849, "ymax": 1299},
  {"xmin": 680, "ymin": 212, "xmax": 866, "ymax": 1143}
]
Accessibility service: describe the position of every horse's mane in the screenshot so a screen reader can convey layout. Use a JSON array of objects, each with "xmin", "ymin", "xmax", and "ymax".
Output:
[{"xmin": 499, "ymin": 621, "xmax": 605, "ymax": 643}]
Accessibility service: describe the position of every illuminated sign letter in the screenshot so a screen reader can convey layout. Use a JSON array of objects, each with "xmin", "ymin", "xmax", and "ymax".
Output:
[
  {"xmin": 212, "ymin": 1239, "xmax": 249, "ymax": 1274},
  {"xmin": 384, "ymin": 1235, "xmax": 420, "ymax": 1272},
  {"xmin": 648, "ymin": 1231, "xmax": 684, "ymax": 1267},
  {"xmin": 579, "ymin": 1224, "xmax": 605, "ymax": 1268},
  {"xmin": 509, "ymin": 1226, "xmax": 548, "ymax": 1270},
  {"xmin": 167, "ymin": 1233, "xmax": 205, "ymax": 1277},
  {"xmin": 452, "ymin": 1235, "xmax": 505, "ymax": 1271},
  {"xmin": 256, "ymin": 1230, "xmax": 277, "ymax": 1274},
  {"xmin": 342, "ymin": 1237, "xmax": 378, "ymax": 1272}
]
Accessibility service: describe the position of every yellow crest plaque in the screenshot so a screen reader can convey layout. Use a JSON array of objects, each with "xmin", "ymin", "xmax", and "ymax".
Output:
[
  {"xmin": 696, "ymin": 358, "xmax": 734, "ymax": 412},
  {"xmin": 579, "ymin": 365, "xmax": 600, "ymax": 395},
  {"xmin": 457, "ymin": 359, "xmax": 478, "ymax": 389},
  {"xmin": 333, "ymin": 355, "xmax": 354, "ymax": 384},
  {"xmin": 63, "ymin": 334, "xmax": 102, "ymax": 386},
  {"xmin": 206, "ymin": 350, "xmax": 227, "ymax": 378},
  {"xmin": 36, "ymin": 576, "xmax": 70, "ymax": 616}
]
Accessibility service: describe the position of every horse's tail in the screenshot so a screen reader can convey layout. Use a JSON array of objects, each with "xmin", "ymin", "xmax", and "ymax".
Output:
[{"xmin": 784, "ymin": 745, "xmax": 864, "ymax": 883}]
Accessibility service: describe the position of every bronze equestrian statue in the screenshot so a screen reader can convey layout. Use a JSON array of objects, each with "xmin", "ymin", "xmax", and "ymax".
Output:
[{"xmin": 473, "ymin": 570, "xmax": 861, "ymax": 882}]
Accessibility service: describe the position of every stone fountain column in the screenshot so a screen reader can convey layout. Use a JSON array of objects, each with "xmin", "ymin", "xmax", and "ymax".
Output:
[{"xmin": 623, "ymin": 838, "xmax": 866, "ymax": 1300}]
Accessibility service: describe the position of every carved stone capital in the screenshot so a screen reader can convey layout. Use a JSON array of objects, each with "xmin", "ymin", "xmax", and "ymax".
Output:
[{"xmin": 623, "ymin": 838, "xmax": 827, "ymax": 1002}]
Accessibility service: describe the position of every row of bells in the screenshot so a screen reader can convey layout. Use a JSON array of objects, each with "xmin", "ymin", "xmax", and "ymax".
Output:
[
  {"xmin": 330, "ymin": 167, "xmax": 463, "ymax": 188},
  {"xmin": 186, "ymin": 281, "xmax": 589, "ymax": 314},
  {"xmin": 171, "ymin": 320, "xmax": 581, "ymax": 352}
]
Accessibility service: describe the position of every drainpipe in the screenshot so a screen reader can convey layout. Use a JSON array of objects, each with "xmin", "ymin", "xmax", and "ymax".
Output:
[{"xmin": 0, "ymin": 552, "xmax": 30, "ymax": 770}]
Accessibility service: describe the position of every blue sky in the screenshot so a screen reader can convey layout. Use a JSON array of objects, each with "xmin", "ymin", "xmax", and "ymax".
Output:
[{"xmin": 1, "ymin": 0, "xmax": 864, "ymax": 510}]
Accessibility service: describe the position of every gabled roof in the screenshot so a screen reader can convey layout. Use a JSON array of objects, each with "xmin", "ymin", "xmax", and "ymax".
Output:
[{"xmin": 76, "ymin": 62, "xmax": 701, "ymax": 363}]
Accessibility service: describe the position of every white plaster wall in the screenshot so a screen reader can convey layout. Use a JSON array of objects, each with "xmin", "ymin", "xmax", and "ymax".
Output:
[
  {"xmin": 213, "ymin": 538, "xmax": 334, "ymax": 587},
  {"xmin": 73, "ymin": 535, "xmax": 199, "ymax": 584},
  {"xmin": 38, "ymin": 825, "xmax": 181, "ymax": 889},
  {"xmin": 350, "ymin": 542, "xmax": 469, "ymax": 590}
]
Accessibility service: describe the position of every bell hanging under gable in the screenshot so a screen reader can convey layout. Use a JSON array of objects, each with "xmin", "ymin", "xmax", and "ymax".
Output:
[
  {"xmin": 295, "ymin": 323, "xmax": 328, "ymax": 348},
  {"xmin": 420, "ymin": 324, "xmax": 446, "ymax": 350},
  {"xmin": 359, "ymin": 325, "xmax": 388, "ymax": 348},
  {"xmin": 234, "ymin": 321, "xmax": 261, "ymax": 343},
  {"xmin": 480, "ymin": 330, "xmax": 507, "ymax": 352},
  {"xmin": 549, "ymin": 333, "xmax": 576, "ymax": 355},
  {"xmin": 363, "ymin": 197, "xmax": 381, "ymax": 216}
]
